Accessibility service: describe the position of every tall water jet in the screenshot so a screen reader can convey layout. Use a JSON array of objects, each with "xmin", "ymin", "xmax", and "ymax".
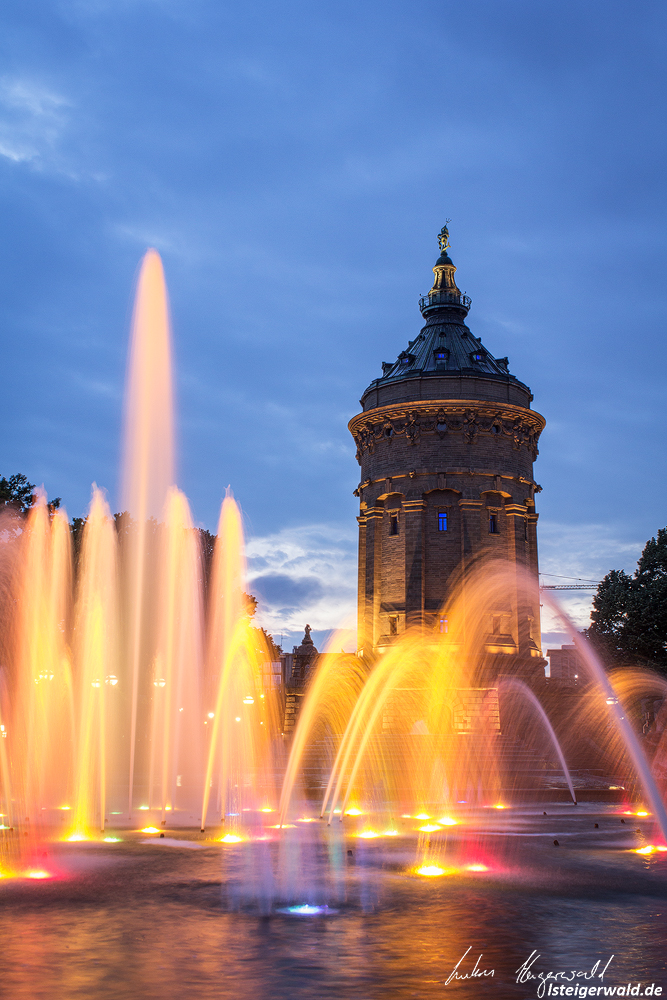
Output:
[
  {"xmin": 201, "ymin": 492, "xmax": 279, "ymax": 831},
  {"xmin": 70, "ymin": 488, "xmax": 118, "ymax": 837},
  {"xmin": 147, "ymin": 487, "xmax": 204, "ymax": 821},
  {"xmin": 11, "ymin": 495, "xmax": 73, "ymax": 832},
  {"xmin": 120, "ymin": 249, "xmax": 176, "ymax": 815}
]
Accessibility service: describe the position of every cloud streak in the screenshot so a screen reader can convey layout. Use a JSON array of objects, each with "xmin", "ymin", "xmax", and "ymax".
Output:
[{"xmin": 0, "ymin": 77, "xmax": 70, "ymax": 166}]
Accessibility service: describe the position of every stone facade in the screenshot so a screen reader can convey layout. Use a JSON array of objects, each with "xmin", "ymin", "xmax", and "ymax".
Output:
[{"xmin": 349, "ymin": 225, "xmax": 546, "ymax": 681}]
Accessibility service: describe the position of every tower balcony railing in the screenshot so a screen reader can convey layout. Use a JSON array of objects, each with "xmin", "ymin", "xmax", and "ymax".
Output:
[{"xmin": 419, "ymin": 290, "xmax": 472, "ymax": 311}]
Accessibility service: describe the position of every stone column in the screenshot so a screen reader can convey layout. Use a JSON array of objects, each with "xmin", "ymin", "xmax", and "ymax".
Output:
[
  {"xmin": 356, "ymin": 512, "xmax": 367, "ymax": 654},
  {"xmin": 362, "ymin": 506, "xmax": 384, "ymax": 653},
  {"xmin": 403, "ymin": 497, "xmax": 426, "ymax": 629},
  {"xmin": 457, "ymin": 498, "xmax": 482, "ymax": 646}
]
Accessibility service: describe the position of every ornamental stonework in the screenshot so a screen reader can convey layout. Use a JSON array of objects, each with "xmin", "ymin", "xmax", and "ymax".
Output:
[{"xmin": 349, "ymin": 400, "xmax": 545, "ymax": 464}]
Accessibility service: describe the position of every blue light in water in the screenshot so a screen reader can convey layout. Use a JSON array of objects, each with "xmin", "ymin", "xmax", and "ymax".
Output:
[
  {"xmin": 278, "ymin": 904, "xmax": 338, "ymax": 916},
  {"xmin": 226, "ymin": 813, "xmax": 240, "ymax": 817}
]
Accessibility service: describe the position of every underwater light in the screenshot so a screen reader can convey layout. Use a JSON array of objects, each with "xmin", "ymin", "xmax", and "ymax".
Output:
[
  {"xmin": 384, "ymin": 830, "xmax": 399, "ymax": 836},
  {"xmin": 59, "ymin": 806, "xmax": 71, "ymax": 811},
  {"xmin": 103, "ymin": 837, "xmax": 121, "ymax": 843},
  {"xmin": 344, "ymin": 808, "xmax": 362, "ymax": 816},
  {"xmin": 358, "ymin": 830, "xmax": 380, "ymax": 839},
  {"xmin": 0, "ymin": 825, "xmax": 9, "ymax": 830},
  {"xmin": 260, "ymin": 807, "xmax": 274, "ymax": 813},
  {"xmin": 467, "ymin": 864, "xmax": 488, "ymax": 872},
  {"xmin": 635, "ymin": 845, "xmax": 667, "ymax": 855},
  {"xmin": 414, "ymin": 813, "xmax": 431, "ymax": 820},
  {"xmin": 269, "ymin": 824, "xmax": 295, "ymax": 829},
  {"xmin": 493, "ymin": 804, "xmax": 507, "ymax": 810},
  {"xmin": 437, "ymin": 817, "xmax": 458, "ymax": 826},
  {"xmin": 138, "ymin": 806, "xmax": 149, "ymax": 811},
  {"xmin": 27, "ymin": 871, "xmax": 50, "ymax": 879},
  {"xmin": 416, "ymin": 865, "xmax": 449, "ymax": 877},
  {"xmin": 418, "ymin": 824, "xmax": 442, "ymax": 833},
  {"xmin": 297, "ymin": 817, "xmax": 318, "ymax": 823},
  {"xmin": 141, "ymin": 827, "xmax": 161, "ymax": 834},
  {"xmin": 277, "ymin": 904, "xmax": 338, "ymax": 916},
  {"xmin": 220, "ymin": 834, "xmax": 243, "ymax": 843},
  {"xmin": 67, "ymin": 833, "xmax": 87, "ymax": 842},
  {"xmin": 637, "ymin": 811, "xmax": 649, "ymax": 817}
]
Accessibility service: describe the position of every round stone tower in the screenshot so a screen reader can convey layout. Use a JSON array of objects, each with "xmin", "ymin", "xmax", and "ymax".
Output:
[{"xmin": 349, "ymin": 224, "xmax": 546, "ymax": 680}]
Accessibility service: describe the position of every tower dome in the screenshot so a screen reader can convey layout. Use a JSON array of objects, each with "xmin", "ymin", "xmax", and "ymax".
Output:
[{"xmin": 349, "ymin": 224, "xmax": 546, "ymax": 680}]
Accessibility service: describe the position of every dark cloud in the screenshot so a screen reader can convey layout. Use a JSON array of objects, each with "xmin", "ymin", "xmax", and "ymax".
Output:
[{"xmin": 250, "ymin": 574, "xmax": 324, "ymax": 610}]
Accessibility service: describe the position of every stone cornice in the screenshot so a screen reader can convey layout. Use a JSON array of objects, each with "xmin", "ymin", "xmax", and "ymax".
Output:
[
  {"xmin": 356, "ymin": 468, "xmax": 542, "ymax": 495},
  {"xmin": 349, "ymin": 399, "xmax": 546, "ymax": 462}
]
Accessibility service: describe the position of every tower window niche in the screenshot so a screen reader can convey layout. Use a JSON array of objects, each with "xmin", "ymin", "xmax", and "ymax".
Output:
[
  {"xmin": 438, "ymin": 511, "xmax": 448, "ymax": 532},
  {"xmin": 389, "ymin": 512, "xmax": 399, "ymax": 536},
  {"xmin": 389, "ymin": 616, "xmax": 398, "ymax": 636},
  {"xmin": 489, "ymin": 513, "xmax": 499, "ymax": 534}
]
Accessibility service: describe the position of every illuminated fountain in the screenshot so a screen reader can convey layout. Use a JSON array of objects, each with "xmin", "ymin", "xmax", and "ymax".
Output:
[
  {"xmin": 0, "ymin": 250, "xmax": 278, "ymax": 876},
  {"xmin": 1, "ymin": 248, "xmax": 665, "ymax": 896},
  {"xmin": 277, "ymin": 562, "xmax": 667, "ymax": 879}
]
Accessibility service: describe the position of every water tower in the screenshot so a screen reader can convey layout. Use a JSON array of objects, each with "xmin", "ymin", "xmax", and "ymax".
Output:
[{"xmin": 349, "ymin": 224, "xmax": 546, "ymax": 682}]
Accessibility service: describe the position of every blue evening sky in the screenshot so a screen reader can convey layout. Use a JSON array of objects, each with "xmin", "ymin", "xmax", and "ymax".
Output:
[{"xmin": 1, "ymin": 0, "xmax": 666, "ymax": 649}]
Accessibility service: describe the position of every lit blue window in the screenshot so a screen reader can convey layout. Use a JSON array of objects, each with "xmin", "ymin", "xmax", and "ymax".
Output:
[
  {"xmin": 438, "ymin": 512, "xmax": 447, "ymax": 531},
  {"xmin": 489, "ymin": 514, "xmax": 498, "ymax": 534}
]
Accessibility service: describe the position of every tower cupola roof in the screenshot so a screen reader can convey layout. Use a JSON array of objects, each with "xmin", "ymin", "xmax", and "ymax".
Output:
[{"xmin": 360, "ymin": 222, "xmax": 532, "ymax": 411}]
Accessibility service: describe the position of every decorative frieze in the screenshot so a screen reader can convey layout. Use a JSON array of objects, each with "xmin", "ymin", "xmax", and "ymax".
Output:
[{"xmin": 349, "ymin": 400, "xmax": 545, "ymax": 464}]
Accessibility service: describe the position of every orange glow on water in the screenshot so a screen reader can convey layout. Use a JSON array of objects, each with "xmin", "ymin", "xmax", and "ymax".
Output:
[
  {"xmin": 358, "ymin": 830, "xmax": 380, "ymax": 839},
  {"xmin": 416, "ymin": 864, "xmax": 454, "ymax": 877},
  {"xmin": 220, "ymin": 834, "xmax": 244, "ymax": 843},
  {"xmin": 437, "ymin": 817, "xmax": 458, "ymax": 826},
  {"xmin": 27, "ymin": 871, "xmax": 51, "ymax": 879},
  {"xmin": 635, "ymin": 845, "xmax": 667, "ymax": 855},
  {"xmin": 418, "ymin": 824, "xmax": 442, "ymax": 833},
  {"xmin": 466, "ymin": 863, "xmax": 489, "ymax": 872},
  {"xmin": 141, "ymin": 827, "xmax": 161, "ymax": 834}
]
